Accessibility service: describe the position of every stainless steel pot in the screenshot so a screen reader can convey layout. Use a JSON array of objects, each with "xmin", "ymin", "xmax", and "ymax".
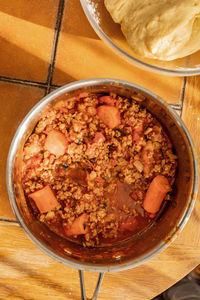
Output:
[{"xmin": 6, "ymin": 79, "xmax": 198, "ymax": 297}]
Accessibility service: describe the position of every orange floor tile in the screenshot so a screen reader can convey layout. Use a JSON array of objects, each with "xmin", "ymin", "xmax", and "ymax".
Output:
[
  {"xmin": 0, "ymin": 0, "xmax": 59, "ymax": 82},
  {"xmin": 0, "ymin": 82, "xmax": 45, "ymax": 219},
  {"xmin": 53, "ymin": 0, "xmax": 183, "ymax": 105}
]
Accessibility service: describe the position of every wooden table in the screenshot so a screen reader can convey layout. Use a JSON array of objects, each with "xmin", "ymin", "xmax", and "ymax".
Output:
[{"xmin": 0, "ymin": 1, "xmax": 200, "ymax": 299}]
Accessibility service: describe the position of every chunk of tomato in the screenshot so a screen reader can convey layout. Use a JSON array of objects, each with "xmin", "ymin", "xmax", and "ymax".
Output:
[{"xmin": 64, "ymin": 214, "xmax": 89, "ymax": 236}]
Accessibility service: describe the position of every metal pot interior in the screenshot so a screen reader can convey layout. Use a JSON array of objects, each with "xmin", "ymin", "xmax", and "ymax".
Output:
[{"xmin": 7, "ymin": 80, "xmax": 197, "ymax": 272}]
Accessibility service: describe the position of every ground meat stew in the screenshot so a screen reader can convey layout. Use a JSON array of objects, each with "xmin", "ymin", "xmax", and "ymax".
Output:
[{"xmin": 22, "ymin": 91, "xmax": 177, "ymax": 247}]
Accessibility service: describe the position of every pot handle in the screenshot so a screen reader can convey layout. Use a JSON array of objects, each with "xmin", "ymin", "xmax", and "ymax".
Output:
[{"xmin": 78, "ymin": 270, "xmax": 105, "ymax": 300}]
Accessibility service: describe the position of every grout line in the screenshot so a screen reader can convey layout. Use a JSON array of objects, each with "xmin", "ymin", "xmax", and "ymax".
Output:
[
  {"xmin": 45, "ymin": 84, "xmax": 62, "ymax": 95},
  {"xmin": 0, "ymin": 217, "xmax": 19, "ymax": 224},
  {"xmin": 51, "ymin": 84, "xmax": 62, "ymax": 89},
  {"xmin": 0, "ymin": 75, "xmax": 61, "ymax": 93},
  {"xmin": 0, "ymin": 75, "xmax": 47, "ymax": 89},
  {"xmin": 180, "ymin": 77, "xmax": 187, "ymax": 118},
  {"xmin": 46, "ymin": 0, "xmax": 65, "ymax": 94}
]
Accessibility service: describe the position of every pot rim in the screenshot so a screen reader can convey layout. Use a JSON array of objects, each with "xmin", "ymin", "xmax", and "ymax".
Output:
[{"xmin": 6, "ymin": 78, "xmax": 199, "ymax": 272}]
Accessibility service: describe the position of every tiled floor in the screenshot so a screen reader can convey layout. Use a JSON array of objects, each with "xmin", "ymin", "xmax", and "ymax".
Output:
[
  {"xmin": 0, "ymin": 0, "xmax": 184, "ymax": 104},
  {"xmin": 0, "ymin": 82, "xmax": 45, "ymax": 219},
  {"xmin": 0, "ymin": 0, "xmax": 60, "ymax": 82}
]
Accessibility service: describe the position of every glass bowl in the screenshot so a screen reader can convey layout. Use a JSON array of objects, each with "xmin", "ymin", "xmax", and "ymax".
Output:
[{"xmin": 80, "ymin": 0, "xmax": 200, "ymax": 76}]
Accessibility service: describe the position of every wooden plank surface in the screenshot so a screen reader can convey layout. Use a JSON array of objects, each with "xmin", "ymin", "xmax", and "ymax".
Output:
[
  {"xmin": 0, "ymin": 221, "xmax": 200, "ymax": 300},
  {"xmin": 181, "ymin": 76, "xmax": 200, "ymax": 248}
]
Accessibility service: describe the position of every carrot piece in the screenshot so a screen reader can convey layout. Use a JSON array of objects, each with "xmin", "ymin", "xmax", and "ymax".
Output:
[
  {"xmin": 77, "ymin": 92, "xmax": 89, "ymax": 99},
  {"xmin": 64, "ymin": 214, "xmax": 89, "ymax": 236},
  {"xmin": 143, "ymin": 175, "xmax": 171, "ymax": 214},
  {"xmin": 132, "ymin": 123, "xmax": 144, "ymax": 143},
  {"xmin": 142, "ymin": 148, "xmax": 150, "ymax": 165},
  {"xmin": 29, "ymin": 185, "xmax": 59, "ymax": 213},
  {"xmin": 99, "ymin": 96, "xmax": 116, "ymax": 106},
  {"xmin": 93, "ymin": 132, "xmax": 105, "ymax": 143},
  {"xmin": 97, "ymin": 105, "xmax": 120, "ymax": 129},
  {"xmin": 45, "ymin": 129, "xmax": 68, "ymax": 156}
]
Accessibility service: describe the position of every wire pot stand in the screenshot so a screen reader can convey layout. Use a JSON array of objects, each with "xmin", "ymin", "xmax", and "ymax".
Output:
[{"xmin": 78, "ymin": 270, "xmax": 105, "ymax": 300}]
